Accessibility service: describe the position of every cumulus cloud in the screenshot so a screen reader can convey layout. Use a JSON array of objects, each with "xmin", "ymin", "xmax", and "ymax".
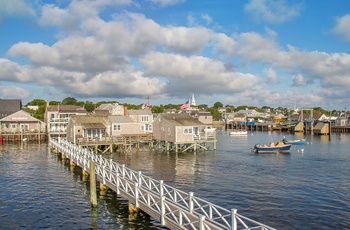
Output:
[
  {"xmin": 264, "ymin": 68, "xmax": 277, "ymax": 83},
  {"xmin": 332, "ymin": 14, "xmax": 350, "ymax": 42},
  {"xmin": 0, "ymin": 84, "xmax": 31, "ymax": 99},
  {"xmin": 2, "ymin": 0, "xmax": 350, "ymax": 108},
  {"xmin": 0, "ymin": 0, "xmax": 35, "ymax": 21},
  {"xmin": 292, "ymin": 73, "xmax": 306, "ymax": 86},
  {"xmin": 139, "ymin": 52, "xmax": 260, "ymax": 95},
  {"xmin": 244, "ymin": 0, "xmax": 302, "ymax": 24}
]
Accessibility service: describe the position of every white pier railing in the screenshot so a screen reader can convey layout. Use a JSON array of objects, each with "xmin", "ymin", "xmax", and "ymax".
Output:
[{"xmin": 50, "ymin": 138, "xmax": 275, "ymax": 230}]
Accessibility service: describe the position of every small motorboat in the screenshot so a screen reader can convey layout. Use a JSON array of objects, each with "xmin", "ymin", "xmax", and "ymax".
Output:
[
  {"xmin": 252, "ymin": 141, "xmax": 292, "ymax": 153},
  {"xmin": 229, "ymin": 130, "xmax": 248, "ymax": 136},
  {"xmin": 283, "ymin": 138, "xmax": 305, "ymax": 145}
]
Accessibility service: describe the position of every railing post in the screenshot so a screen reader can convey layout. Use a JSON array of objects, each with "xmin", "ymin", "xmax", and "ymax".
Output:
[
  {"xmin": 103, "ymin": 165, "xmax": 106, "ymax": 185},
  {"xmin": 134, "ymin": 182, "xmax": 139, "ymax": 208},
  {"xmin": 160, "ymin": 196, "xmax": 165, "ymax": 225},
  {"xmin": 138, "ymin": 171, "xmax": 142, "ymax": 186},
  {"xmin": 116, "ymin": 172, "xmax": 120, "ymax": 194},
  {"xmin": 159, "ymin": 180, "xmax": 165, "ymax": 225},
  {"xmin": 199, "ymin": 215, "xmax": 205, "ymax": 230},
  {"xmin": 122, "ymin": 164, "xmax": 125, "ymax": 178},
  {"xmin": 231, "ymin": 209, "xmax": 237, "ymax": 230},
  {"xmin": 189, "ymin": 192, "xmax": 194, "ymax": 213}
]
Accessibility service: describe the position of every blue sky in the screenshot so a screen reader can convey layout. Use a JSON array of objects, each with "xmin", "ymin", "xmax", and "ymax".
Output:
[{"xmin": 1, "ymin": 0, "xmax": 350, "ymax": 110}]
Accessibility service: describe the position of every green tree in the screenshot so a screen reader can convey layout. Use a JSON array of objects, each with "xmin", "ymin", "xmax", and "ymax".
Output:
[
  {"xmin": 62, "ymin": 97, "xmax": 77, "ymax": 105},
  {"xmin": 27, "ymin": 99, "xmax": 46, "ymax": 106},
  {"xmin": 151, "ymin": 105, "xmax": 164, "ymax": 113},
  {"xmin": 213, "ymin": 101, "xmax": 223, "ymax": 109},
  {"xmin": 84, "ymin": 101, "xmax": 96, "ymax": 112}
]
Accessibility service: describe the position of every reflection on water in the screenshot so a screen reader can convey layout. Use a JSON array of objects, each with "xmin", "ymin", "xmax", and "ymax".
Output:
[{"xmin": 1, "ymin": 131, "xmax": 350, "ymax": 230}]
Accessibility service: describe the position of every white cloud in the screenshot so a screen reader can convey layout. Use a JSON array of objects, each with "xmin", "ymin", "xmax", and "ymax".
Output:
[
  {"xmin": 292, "ymin": 73, "xmax": 306, "ymax": 86},
  {"xmin": 0, "ymin": 0, "xmax": 35, "ymax": 21},
  {"xmin": 244, "ymin": 0, "xmax": 302, "ymax": 24},
  {"xmin": 150, "ymin": 0, "xmax": 185, "ymax": 7},
  {"xmin": 202, "ymin": 13, "xmax": 213, "ymax": 25},
  {"xmin": 139, "ymin": 52, "xmax": 260, "ymax": 96},
  {"xmin": 332, "ymin": 14, "xmax": 350, "ymax": 42},
  {"xmin": 264, "ymin": 67, "xmax": 277, "ymax": 83},
  {"xmin": 0, "ymin": 84, "xmax": 31, "ymax": 99}
]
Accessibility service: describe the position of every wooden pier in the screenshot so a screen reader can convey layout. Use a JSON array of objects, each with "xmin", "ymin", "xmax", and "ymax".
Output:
[
  {"xmin": 50, "ymin": 138, "xmax": 275, "ymax": 230},
  {"xmin": 0, "ymin": 132, "xmax": 47, "ymax": 143}
]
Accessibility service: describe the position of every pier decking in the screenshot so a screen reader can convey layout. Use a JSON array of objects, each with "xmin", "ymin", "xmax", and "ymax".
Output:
[{"xmin": 50, "ymin": 138, "xmax": 275, "ymax": 230}]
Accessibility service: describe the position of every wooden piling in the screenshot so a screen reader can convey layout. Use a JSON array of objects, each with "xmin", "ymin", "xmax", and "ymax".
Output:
[{"xmin": 90, "ymin": 161, "xmax": 98, "ymax": 208}]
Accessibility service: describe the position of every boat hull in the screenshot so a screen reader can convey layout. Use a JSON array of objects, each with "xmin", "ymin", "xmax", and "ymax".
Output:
[
  {"xmin": 253, "ymin": 144, "xmax": 292, "ymax": 153},
  {"xmin": 229, "ymin": 131, "xmax": 248, "ymax": 135},
  {"xmin": 284, "ymin": 139, "xmax": 305, "ymax": 145}
]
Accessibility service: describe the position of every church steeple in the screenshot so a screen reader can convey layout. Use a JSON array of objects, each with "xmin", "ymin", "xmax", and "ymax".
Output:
[{"xmin": 191, "ymin": 94, "xmax": 196, "ymax": 106}]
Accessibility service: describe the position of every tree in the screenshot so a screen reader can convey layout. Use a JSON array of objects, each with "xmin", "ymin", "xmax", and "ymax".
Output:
[
  {"xmin": 62, "ymin": 97, "xmax": 77, "ymax": 105},
  {"xmin": 84, "ymin": 101, "xmax": 96, "ymax": 112},
  {"xmin": 27, "ymin": 99, "xmax": 46, "ymax": 106},
  {"xmin": 213, "ymin": 101, "xmax": 223, "ymax": 109},
  {"xmin": 151, "ymin": 105, "xmax": 164, "ymax": 113}
]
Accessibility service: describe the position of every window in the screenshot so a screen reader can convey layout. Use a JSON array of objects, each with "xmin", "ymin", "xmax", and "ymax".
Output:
[
  {"xmin": 113, "ymin": 124, "xmax": 121, "ymax": 131},
  {"xmin": 141, "ymin": 115, "xmax": 149, "ymax": 122},
  {"xmin": 184, "ymin": 127, "xmax": 193, "ymax": 134},
  {"xmin": 11, "ymin": 124, "xmax": 16, "ymax": 129},
  {"xmin": 141, "ymin": 124, "xmax": 152, "ymax": 131}
]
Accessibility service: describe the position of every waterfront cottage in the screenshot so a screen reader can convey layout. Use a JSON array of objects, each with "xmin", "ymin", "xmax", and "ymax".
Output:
[
  {"xmin": 108, "ymin": 115, "xmax": 144, "ymax": 136},
  {"xmin": 152, "ymin": 113, "xmax": 207, "ymax": 143},
  {"xmin": 45, "ymin": 104, "xmax": 87, "ymax": 138},
  {"xmin": 0, "ymin": 110, "xmax": 45, "ymax": 133},
  {"xmin": 66, "ymin": 115, "xmax": 109, "ymax": 143},
  {"xmin": 127, "ymin": 109, "xmax": 153, "ymax": 133}
]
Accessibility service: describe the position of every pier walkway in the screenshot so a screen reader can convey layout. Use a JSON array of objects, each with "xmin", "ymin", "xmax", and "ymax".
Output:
[{"xmin": 50, "ymin": 138, "xmax": 275, "ymax": 230}]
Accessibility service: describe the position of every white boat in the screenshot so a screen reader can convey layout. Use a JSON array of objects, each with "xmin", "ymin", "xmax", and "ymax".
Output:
[
  {"xmin": 229, "ymin": 130, "xmax": 248, "ymax": 135},
  {"xmin": 204, "ymin": 127, "xmax": 216, "ymax": 132}
]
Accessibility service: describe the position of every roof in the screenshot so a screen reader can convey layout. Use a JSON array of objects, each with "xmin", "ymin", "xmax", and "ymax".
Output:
[
  {"xmin": 158, "ymin": 113, "xmax": 205, "ymax": 126},
  {"xmin": 70, "ymin": 115, "xmax": 109, "ymax": 126},
  {"xmin": 81, "ymin": 123, "xmax": 106, "ymax": 129},
  {"xmin": 108, "ymin": 115, "xmax": 134, "ymax": 123},
  {"xmin": 0, "ymin": 99, "xmax": 22, "ymax": 114},
  {"xmin": 127, "ymin": 109, "xmax": 152, "ymax": 115},
  {"xmin": 46, "ymin": 105, "xmax": 86, "ymax": 113}
]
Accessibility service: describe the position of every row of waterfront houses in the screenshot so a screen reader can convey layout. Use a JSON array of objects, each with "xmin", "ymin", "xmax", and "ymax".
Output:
[{"xmin": 0, "ymin": 100, "xmax": 215, "ymax": 146}]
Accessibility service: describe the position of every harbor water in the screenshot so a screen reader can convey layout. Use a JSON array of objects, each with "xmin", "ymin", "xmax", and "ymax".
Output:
[{"xmin": 0, "ymin": 131, "xmax": 349, "ymax": 229}]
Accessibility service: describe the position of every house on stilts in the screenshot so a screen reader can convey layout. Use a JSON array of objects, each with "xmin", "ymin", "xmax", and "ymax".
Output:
[{"xmin": 152, "ymin": 113, "xmax": 217, "ymax": 153}]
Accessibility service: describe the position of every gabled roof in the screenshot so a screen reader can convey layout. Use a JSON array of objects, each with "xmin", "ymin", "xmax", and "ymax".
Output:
[
  {"xmin": 0, "ymin": 110, "xmax": 44, "ymax": 123},
  {"xmin": 46, "ymin": 105, "xmax": 86, "ymax": 113},
  {"xmin": 108, "ymin": 115, "xmax": 134, "ymax": 123},
  {"xmin": 158, "ymin": 113, "xmax": 205, "ymax": 126},
  {"xmin": 127, "ymin": 109, "xmax": 152, "ymax": 115},
  {"xmin": 70, "ymin": 115, "xmax": 109, "ymax": 126}
]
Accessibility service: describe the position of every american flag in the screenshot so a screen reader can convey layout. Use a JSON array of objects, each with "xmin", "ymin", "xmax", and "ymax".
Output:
[{"xmin": 180, "ymin": 100, "xmax": 190, "ymax": 110}]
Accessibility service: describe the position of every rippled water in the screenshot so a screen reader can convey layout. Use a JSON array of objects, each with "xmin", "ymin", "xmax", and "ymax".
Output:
[{"xmin": 0, "ymin": 131, "xmax": 349, "ymax": 229}]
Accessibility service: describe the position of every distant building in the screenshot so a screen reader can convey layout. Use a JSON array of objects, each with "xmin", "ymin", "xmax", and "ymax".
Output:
[
  {"xmin": 95, "ymin": 103, "xmax": 125, "ymax": 116},
  {"xmin": 0, "ymin": 99, "xmax": 22, "ymax": 119}
]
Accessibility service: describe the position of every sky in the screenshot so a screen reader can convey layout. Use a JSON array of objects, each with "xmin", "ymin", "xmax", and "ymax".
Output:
[{"xmin": 1, "ymin": 0, "xmax": 350, "ymax": 110}]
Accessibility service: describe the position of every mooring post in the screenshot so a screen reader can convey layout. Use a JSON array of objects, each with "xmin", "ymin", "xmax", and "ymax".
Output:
[{"xmin": 90, "ymin": 161, "xmax": 97, "ymax": 208}]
